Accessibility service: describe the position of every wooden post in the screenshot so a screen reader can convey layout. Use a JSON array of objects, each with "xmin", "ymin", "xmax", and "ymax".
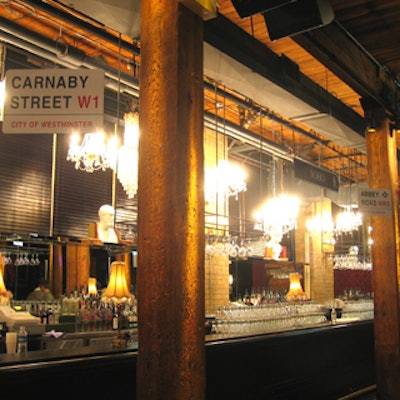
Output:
[
  {"xmin": 363, "ymin": 98, "xmax": 400, "ymax": 398},
  {"xmin": 307, "ymin": 200, "xmax": 334, "ymax": 304},
  {"xmin": 138, "ymin": 2, "xmax": 205, "ymax": 400},
  {"xmin": 52, "ymin": 243, "xmax": 64, "ymax": 298},
  {"xmin": 65, "ymin": 241, "xmax": 90, "ymax": 294}
]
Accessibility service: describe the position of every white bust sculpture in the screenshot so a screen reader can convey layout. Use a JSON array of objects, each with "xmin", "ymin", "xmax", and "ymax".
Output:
[{"xmin": 96, "ymin": 204, "xmax": 119, "ymax": 243}]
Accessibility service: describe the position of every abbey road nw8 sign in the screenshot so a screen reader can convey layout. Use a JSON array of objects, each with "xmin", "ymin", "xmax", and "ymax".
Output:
[
  {"xmin": 294, "ymin": 158, "xmax": 339, "ymax": 191},
  {"xmin": 3, "ymin": 68, "xmax": 104, "ymax": 133},
  {"xmin": 358, "ymin": 188, "xmax": 392, "ymax": 216}
]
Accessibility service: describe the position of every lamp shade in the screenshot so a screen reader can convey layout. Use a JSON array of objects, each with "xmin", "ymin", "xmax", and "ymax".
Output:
[
  {"xmin": 101, "ymin": 261, "xmax": 132, "ymax": 302},
  {"xmin": 286, "ymin": 272, "xmax": 306, "ymax": 301},
  {"xmin": 0, "ymin": 254, "xmax": 12, "ymax": 304},
  {"xmin": 0, "ymin": 262, "xmax": 8, "ymax": 293},
  {"xmin": 87, "ymin": 277, "xmax": 98, "ymax": 296}
]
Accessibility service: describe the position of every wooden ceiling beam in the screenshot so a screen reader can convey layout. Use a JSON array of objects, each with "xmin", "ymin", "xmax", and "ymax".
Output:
[
  {"xmin": 204, "ymin": 14, "xmax": 366, "ymax": 137},
  {"xmin": 293, "ymin": 21, "xmax": 400, "ymax": 119}
]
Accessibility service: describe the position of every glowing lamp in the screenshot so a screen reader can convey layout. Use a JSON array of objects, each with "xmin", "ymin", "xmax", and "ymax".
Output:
[
  {"xmin": 286, "ymin": 272, "xmax": 307, "ymax": 302},
  {"xmin": 101, "ymin": 261, "xmax": 133, "ymax": 303},
  {"xmin": 87, "ymin": 277, "xmax": 98, "ymax": 296}
]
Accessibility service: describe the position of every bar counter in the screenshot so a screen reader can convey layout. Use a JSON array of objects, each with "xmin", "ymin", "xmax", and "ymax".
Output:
[{"xmin": 0, "ymin": 320, "xmax": 375, "ymax": 399}]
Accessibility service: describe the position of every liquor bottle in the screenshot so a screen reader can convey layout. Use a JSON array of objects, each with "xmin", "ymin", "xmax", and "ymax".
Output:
[
  {"xmin": 47, "ymin": 305, "xmax": 55, "ymax": 325},
  {"xmin": 112, "ymin": 305, "xmax": 120, "ymax": 330},
  {"xmin": 17, "ymin": 326, "xmax": 28, "ymax": 353},
  {"xmin": 331, "ymin": 307, "xmax": 337, "ymax": 324},
  {"xmin": 39, "ymin": 303, "xmax": 47, "ymax": 324}
]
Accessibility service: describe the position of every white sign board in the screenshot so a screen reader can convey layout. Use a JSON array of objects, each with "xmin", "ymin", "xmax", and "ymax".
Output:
[
  {"xmin": 358, "ymin": 188, "xmax": 392, "ymax": 216},
  {"xmin": 3, "ymin": 68, "xmax": 104, "ymax": 133}
]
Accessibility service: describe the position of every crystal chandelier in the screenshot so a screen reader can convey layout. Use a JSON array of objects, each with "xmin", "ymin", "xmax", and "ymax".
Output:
[
  {"xmin": 114, "ymin": 111, "xmax": 139, "ymax": 199},
  {"xmin": 205, "ymin": 160, "xmax": 247, "ymax": 201},
  {"xmin": 306, "ymin": 211, "xmax": 334, "ymax": 233},
  {"xmin": 66, "ymin": 131, "xmax": 116, "ymax": 173},
  {"xmin": 335, "ymin": 206, "xmax": 363, "ymax": 233},
  {"xmin": 306, "ymin": 210, "xmax": 335, "ymax": 245},
  {"xmin": 254, "ymin": 194, "xmax": 300, "ymax": 238}
]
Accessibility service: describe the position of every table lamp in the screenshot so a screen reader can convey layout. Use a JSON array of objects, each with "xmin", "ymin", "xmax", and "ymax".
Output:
[
  {"xmin": 87, "ymin": 277, "xmax": 98, "ymax": 296},
  {"xmin": 0, "ymin": 254, "xmax": 12, "ymax": 304},
  {"xmin": 285, "ymin": 272, "xmax": 307, "ymax": 301},
  {"xmin": 101, "ymin": 261, "xmax": 134, "ymax": 347}
]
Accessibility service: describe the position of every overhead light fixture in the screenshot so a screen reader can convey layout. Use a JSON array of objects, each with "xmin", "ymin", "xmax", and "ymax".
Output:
[
  {"xmin": 254, "ymin": 193, "xmax": 300, "ymax": 243},
  {"xmin": 66, "ymin": 131, "xmax": 116, "ymax": 173},
  {"xmin": 335, "ymin": 206, "xmax": 362, "ymax": 234},
  {"xmin": 114, "ymin": 111, "xmax": 139, "ymax": 199},
  {"xmin": 366, "ymin": 119, "xmax": 376, "ymax": 133},
  {"xmin": 390, "ymin": 118, "xmax": 400, "ymax": 134},
  {"xmin": 205, "ymin": 160, "xmax": 247, "ymax": 201},
  {"xmin": 306, "ymin": 210, "xmax": 335, "ymax": 244}
]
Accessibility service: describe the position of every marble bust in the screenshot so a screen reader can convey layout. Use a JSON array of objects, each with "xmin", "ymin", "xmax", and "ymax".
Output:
[{"xmin": 96, "ymin": 204, "xmax": 120, "ymax": 243}]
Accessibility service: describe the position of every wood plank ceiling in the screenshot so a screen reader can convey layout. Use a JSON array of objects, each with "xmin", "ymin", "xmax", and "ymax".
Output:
[{"xmin": 1, "ymin": 0, "xmax": 400, "ymax": 186}]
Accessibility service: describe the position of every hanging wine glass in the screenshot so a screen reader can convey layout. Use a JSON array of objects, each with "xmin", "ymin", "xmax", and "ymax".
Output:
[
  {"xmin": 23, "ymin": 252, "xmax": 30, "ymax": 265},
  {"xmin": 30, "ymin": 254, "xmax": 37, "ymax": 266},
  {"xmin": 4, "ymin": 253, "xmax": 11, "ymax": 265},
  {"xmin": 15, "ymin": 253, "xmax": 22, "ymax": 266}
]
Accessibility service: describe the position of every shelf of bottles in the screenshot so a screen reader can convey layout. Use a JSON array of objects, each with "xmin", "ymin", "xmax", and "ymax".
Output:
[{"xmin": 10, "ymin": 288, "xmax": 138, "ymax": 333}]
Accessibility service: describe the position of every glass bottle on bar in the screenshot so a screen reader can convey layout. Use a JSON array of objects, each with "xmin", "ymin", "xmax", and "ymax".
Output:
[
  {"xmin": 17, "ymin": 326, "xmax": 28, "ymax": 353},
  {"xmin": 112, "ymin": 304, "xmax": 119, "ymax": 330}
]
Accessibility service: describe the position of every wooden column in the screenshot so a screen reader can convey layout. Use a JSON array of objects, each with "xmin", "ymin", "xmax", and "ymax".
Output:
[
  {"xmin": 308, "ymin": 200, "xmax": 334, "ymax": 304},
  {"xmin": 363, "ymin": 98, "xmax": 400, "ymax": 399},
  {"xmin": 65, "ymin": 241, "xmax": 90, "ymax": 294},
  {"xmin": 51, "ymin": 243, "xmax": 64, "ymax": 298},
  {"xmin": 138, "ymin": 2, "xmax": 205, "ymax": 400}
]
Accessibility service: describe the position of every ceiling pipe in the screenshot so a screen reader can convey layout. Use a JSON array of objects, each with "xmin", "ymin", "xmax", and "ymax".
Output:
[
  {"xmin": 204, "ymin": 80, "xmax": 365, "ymax": 169},
  {"xmin": 204, "ymin": 111, "xmax": 293, "ymax": 162},
  {"xmin": 0, "ymin": 12, "xmax": 365, "ymax": 176},
  {"xmin": 15, "ymin": 0, "xmax": 140, "ymax": 56},
  {"xmin": 0, "ymin": 16, "xmax": 139, "ymax": 97}
]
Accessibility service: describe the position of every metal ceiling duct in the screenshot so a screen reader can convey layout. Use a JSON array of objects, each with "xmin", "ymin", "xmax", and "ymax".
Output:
[{"xmin": 0, "ymin": 16, "xmax": 139, "ymax": 97}]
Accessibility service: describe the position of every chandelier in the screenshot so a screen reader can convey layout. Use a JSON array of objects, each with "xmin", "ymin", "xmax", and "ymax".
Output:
[
  {"xmin": 66, "ymin": 131, "xmax": 117, "ymax": 173},
  {"xmin": 114, "ymin": 111, "xmax": 139, "ymax": 199},
  {"xmin": 254, "ymin": 194, "xmax": 300, "ymax": 238},
  {"xmin": 306, "ymin": 210, "xmax": 335, "ymax": 245},
  {"xmin": 335, "ymin": 206, "xmax": 363, "ymax": 233},
  {"xmin": 205, "ymin": 160, "xmax": 247, "ymax": 201}
]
